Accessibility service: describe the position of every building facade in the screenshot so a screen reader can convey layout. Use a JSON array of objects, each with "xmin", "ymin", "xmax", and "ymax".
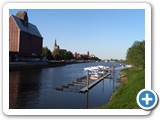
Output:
[{"xmin": 9, "ymin": 11, "xmax": 43, "ymax": 60}]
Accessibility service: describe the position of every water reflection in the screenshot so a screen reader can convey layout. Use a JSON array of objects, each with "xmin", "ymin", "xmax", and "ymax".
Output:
[
  {"xmin": 9, "ymin": 62, "xmax": 122, "ymax": 109},
  {"xmin": 10, "ymin": 69, "xmax": 42, "ymax": 108},
  {"xmin": 102, "ymin": 79, "xmax": 105, "ymax": 93},
  {"xmin": 86, "ymin": 91, "xmax": 89, "ymax": 109},
  {"xmin": 9, "ymin": 71, "xmax": 20, "ymax": 108},
  {"xmin": 18, "ymin": 69, "xmax": 42, "ymax": 92}
]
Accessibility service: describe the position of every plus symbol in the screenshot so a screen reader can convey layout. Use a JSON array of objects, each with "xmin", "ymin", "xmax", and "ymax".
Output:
[{"xmin": 142, "ymin": 93, "xmax": 153, "ymax": 105}]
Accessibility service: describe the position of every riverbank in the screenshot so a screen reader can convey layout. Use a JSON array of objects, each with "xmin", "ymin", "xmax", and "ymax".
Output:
[
  {"xmin": 9, "ymin": 61, "xmax": 66, "ymax": 70},
  {"xmin": 101, "ymin": 67, "xmax": 145, "ymax": 109},
  {"xmin": 9, "ymin": 60, "xmax": 93, "ymax": 70}
]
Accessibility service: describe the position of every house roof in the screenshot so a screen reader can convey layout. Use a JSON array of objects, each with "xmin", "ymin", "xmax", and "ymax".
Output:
[{"xmin": 11, "ymin": 15, "xmax": 43, "ymax": 38}]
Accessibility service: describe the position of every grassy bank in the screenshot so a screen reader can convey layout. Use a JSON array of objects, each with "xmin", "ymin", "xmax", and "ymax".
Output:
[{"xmin": 101, "ymin": 67, "xmax": 145, "ymax": 109}]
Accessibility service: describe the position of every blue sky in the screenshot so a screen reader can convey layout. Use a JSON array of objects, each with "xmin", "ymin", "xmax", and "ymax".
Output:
[{"xmin": 9, "ymin": 9, "xmax": 145, "ymax": 60}]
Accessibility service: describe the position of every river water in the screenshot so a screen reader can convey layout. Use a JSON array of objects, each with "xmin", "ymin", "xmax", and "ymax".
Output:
[{"xmin": 9, "ymin": 62, "xmax": 122, "ymax": 109}]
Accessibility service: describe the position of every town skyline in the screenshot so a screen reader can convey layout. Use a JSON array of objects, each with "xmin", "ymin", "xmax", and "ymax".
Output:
[{"xmin": 9, "ymin": 9, "xmax": 145, "ymax": 60}]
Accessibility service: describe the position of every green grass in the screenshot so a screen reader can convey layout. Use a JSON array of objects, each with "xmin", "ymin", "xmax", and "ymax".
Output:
[{"xmin": 101, "ymin": 67, "xmax": 145, "ymax": 109}]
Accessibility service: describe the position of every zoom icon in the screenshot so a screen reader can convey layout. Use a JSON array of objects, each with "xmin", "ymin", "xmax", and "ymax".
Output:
[{"xmin": 137, "ymin": 89, "xmax": 158, "ymax": 110}]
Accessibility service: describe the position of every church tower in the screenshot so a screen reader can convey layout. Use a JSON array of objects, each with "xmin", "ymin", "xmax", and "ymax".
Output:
[
  {"xmin": 54, "ymin": 39, "xmax": 59, "ymax": 50},
  {"xmin": 87, "ymin": 51, "xmax": 90, "ymax": 57}
]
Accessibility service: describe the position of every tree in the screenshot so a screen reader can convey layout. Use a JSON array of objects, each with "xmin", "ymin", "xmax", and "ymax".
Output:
[
  {"xmin": 52, "ymin": 49, "xmax": 74, "ymax": 60},
  {"xmin": 65, "ymin": 51, "xmax": 73, "ymax": 60},
  {"xmin": 42, "ymin": 47, "xmax": 52, "ymax": 60},
  {"xmin": 126, "ymin": 40, "xmax": 145, "ymax": 69},
  {"xmin": 52, "ymin": 49, "xmax": 60, "ymax": 60}
]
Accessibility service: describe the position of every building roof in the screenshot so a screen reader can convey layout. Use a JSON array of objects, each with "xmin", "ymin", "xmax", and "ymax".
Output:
[{"xmin": 11, "ymin": 15, "xmax": 43, "ymax": 38}]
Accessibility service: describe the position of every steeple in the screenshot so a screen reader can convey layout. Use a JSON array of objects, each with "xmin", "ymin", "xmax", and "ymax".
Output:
[
  {"xmin": 54, "ymin": 39, "xmax": 57, "ymax": 46},
  {"xmin": 54, "ymin": 39, "xmax": 59, "ymax": 50},
  {"xmin": 87, "ymin": 51, "xmax": 90, "ymax": 57}
]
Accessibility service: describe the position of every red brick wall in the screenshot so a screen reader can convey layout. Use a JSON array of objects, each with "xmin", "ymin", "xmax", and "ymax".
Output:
[
  {"xmin": 19, "ymin": 31, "xmax": 42, "ymax": 56},
  {"xmin": 9, "ymin": 16, "xmax": 19, "ymax": 52},
  {"xmin": 31, "ymin": 35, "xmax": 43, "ymax": 56}
]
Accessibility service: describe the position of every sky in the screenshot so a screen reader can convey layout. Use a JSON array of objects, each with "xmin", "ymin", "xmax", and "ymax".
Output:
[{"xmin": 9, "ymin": 9, "xmax": 145, "ymax": 60}]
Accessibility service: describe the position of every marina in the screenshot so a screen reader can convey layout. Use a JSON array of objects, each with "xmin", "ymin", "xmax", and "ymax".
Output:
[
  {"xmin": 55, "ymin": 65, "xmax": 113, "ymax": 93},
  {"xmin": 55, "ymin": 73, "xmax": 112, "ymax": 93},
  {"xmin": 9, "ymin": 62, "xmax": 127, "ymax": 109},
  {"xmin": 55, "ymin": 64, "xmax": 130, "ymax": 94}
]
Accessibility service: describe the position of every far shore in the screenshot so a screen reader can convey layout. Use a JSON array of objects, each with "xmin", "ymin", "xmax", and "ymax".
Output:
[{"xmin": 9, "ymin": 60, "xmax": 95, "ymax": 70}]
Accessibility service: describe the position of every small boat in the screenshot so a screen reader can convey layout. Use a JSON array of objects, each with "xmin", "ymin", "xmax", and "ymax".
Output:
[
  {"xmin": 84, "ymin": 65, "xmax": 109, "ymax": 71},
  {"xmin": 90, "ymin": 73, "xmax": 102, "ymax": 80},
  {"xmin": 90, "ymin": 76, "xmax": 99, "ymax": 80},
  {"xmin": 84, "ymin": 65, "xmax": 109, "ymax": 80}
]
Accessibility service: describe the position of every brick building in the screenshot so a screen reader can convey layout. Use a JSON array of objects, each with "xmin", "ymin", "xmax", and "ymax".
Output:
[{"xmin": 9, "ymin": 11, "xmax": 43, "ymax": 61}]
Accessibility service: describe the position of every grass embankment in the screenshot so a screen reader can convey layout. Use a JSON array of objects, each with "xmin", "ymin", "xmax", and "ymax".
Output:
[{"xmin": 101, "ymin": 67, "xmax": 145, "ymax": 109}]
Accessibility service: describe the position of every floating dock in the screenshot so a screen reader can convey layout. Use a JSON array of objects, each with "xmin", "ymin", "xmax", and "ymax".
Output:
[
  {"xmin": 79, "ymin": 73, "xmax": 110, "ymax": 93},
  {"xmin": 55, "ymin": 73, "xmax": 111, "ymax": 93}
]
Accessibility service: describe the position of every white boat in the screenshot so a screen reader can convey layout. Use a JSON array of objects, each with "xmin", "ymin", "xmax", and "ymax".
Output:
[
  {"xmin": 84, "ymin": 65, "xmax": 109, "ymax": 80},
  {"xmin": 84, "ymin": 66, "xmax": 97, "ymax": 71},
  {"xmin": 84, "ymin": 65, "xmax": 109, "ymax": 72},
  {"xmin": 89, "ymin": 72, "xmax": 102, "ymax": 80}
]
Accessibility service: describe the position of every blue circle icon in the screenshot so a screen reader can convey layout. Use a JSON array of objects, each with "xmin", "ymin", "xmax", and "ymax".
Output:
[{"xmin": 137, "ymin": 89, "xmax": 158, "ymax": 110}]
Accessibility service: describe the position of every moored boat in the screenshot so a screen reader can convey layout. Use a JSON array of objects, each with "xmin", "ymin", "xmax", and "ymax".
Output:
[
  {"xmin": 89, "ymin": 72, "xmax": 102, "ymax": 80},
  {"xmin": 84, "ymin": 65, "xmax": 109, "ymax": 72},
  {"xmin": 84, "ymin": 65, "xmax": 108, "ymax": 80}
]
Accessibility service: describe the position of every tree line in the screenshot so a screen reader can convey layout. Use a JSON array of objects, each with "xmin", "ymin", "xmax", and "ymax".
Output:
[
  {"xmin": 126, "ymin": 40, "xmax": 145, "ymax": 69},
  {"xmin": 42, "ymin": 40, "xmax": 145, "ymax": 64},
  {"xmin": 42, "ymin": 47, "xmax": 100, "ymax": 61}
]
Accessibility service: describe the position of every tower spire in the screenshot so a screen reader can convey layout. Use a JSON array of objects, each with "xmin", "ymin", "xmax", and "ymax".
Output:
[
  {"xmin": 54, "ymin": 38, "xmax": 59, "ymax": 50},
  {"xmin": 55, "ymin": 38, "xmax": 57, "ymax": 45}
]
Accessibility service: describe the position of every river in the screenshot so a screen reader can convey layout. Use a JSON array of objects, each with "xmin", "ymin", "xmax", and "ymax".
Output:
[{"xmin": 9, "ymin": 61, "xmax": 122, "ymax": 109}]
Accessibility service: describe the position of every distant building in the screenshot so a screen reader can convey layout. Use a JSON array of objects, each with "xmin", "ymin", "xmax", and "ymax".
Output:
[
  {"xmin": 53, "ymin": 39, "xmax": 66, "ymax": 52},
  {"xmin": 73, "ymin": 52, "xmax": 82, "ymax": 59},
  {"xmin": 9, "ymin": 11, "xmax": 43, "ymax": 60},
  {"xmin": 73, "ymin": 51, "xmax": 95, "ymax": 60},
  {"xmin": 53, "ymin": 39, "xmax": 97, "ymax": 60},
  {"xmin": 90, "ymin": 54, "xmax": 95, "ymax": 58}
]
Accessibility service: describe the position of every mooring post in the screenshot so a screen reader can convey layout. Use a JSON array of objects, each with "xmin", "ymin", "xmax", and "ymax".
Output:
[
  {"xmin": 86, "ymin": 70, "xmax": 89, "ymax": 91},
  {"xmin": 113, "ymin": 65, "xmax": 115, "ymax": 77}
]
